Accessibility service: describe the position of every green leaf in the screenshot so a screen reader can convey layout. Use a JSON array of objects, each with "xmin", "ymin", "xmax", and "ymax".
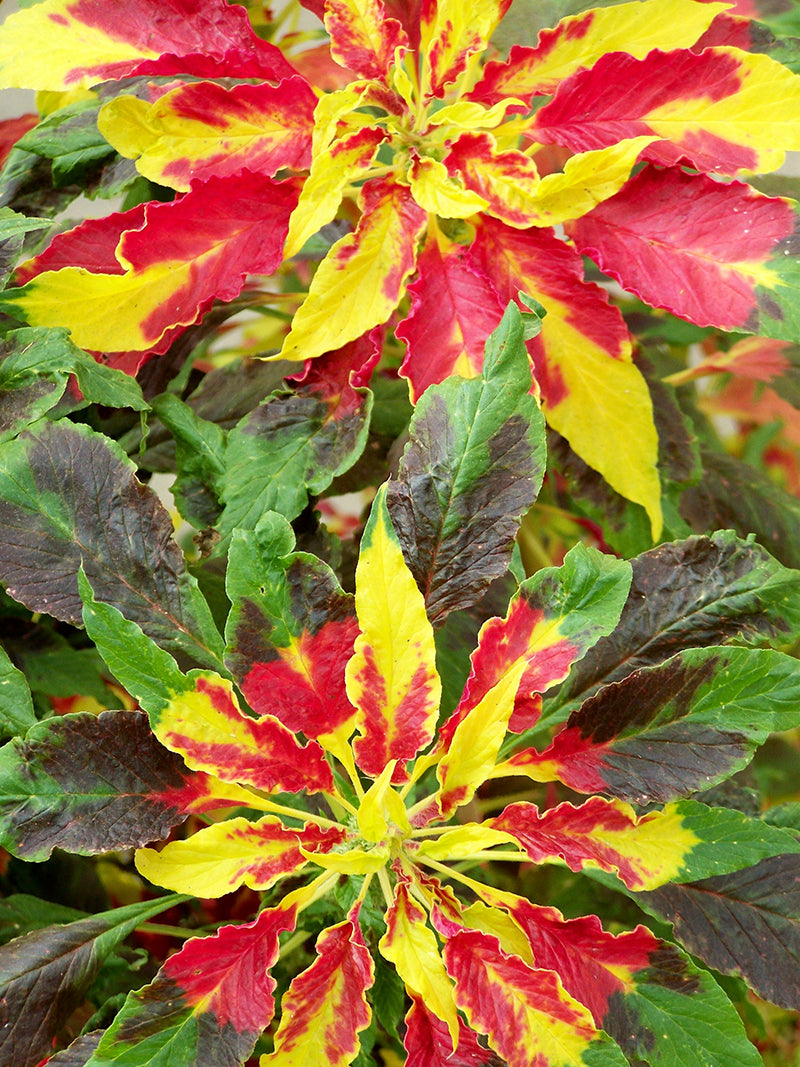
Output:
[
  {"xmin": 637, "ymin": 853, "xmax": 800, "ymax": 1011},
  {"xmin": 387, "ymin": 301, "xmax": 546, "ymax": 625},
  {"xmin": 0, "ymin": 895, "xmax": 185, "ymax": 1067},
  {"xmin": 0, "ymin": 643, "xmax": 35, "ymax": 738},
  {"xmin": 0, "ymin": 419, "xmax": 223, "ymax": 668},
  {"xmin": 0, "ymin": 894, "xmax": 85, "ymax": 946},
  {"xmin": 0, "ymin": 208, "xmax": 51, "ymax": 289},
  {"xmin": 150, "ymin": 393, "xmax": 226, "ymax": 529},
  {"xmin": 680, "ymin": 449, "xmax": 800, "ymax": 571},
  {"xmin": 216, "ymin": 343, "xmax": 374, "ymax": 545},
  {"xmin": 542, "ymin": 530, "xmax": 800, "ymax": 731},
  {"xmin": 16, "ymin": 98, "xmax": 116, "ymax": 188},
  {"xmin": 0, "ymin": 709, "xmax": 208, "ymax": 861}
]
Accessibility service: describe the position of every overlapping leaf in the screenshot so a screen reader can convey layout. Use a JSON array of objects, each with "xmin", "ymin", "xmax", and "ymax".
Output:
[
  {"xmin": 638, "ymin": 853, "xmax": 800, "ymax": 1011},
  {"xmin": 99, "ymin": 78, "xmax": 317, "ymax": 191},
  {"xmin": 0, "ymin": 709, "xmax": 260, "ymax": 861},
  {"xmin": 225, "ymin": 511, "xmax": 359, "ymax": 740},
  {"xmin": 532, "ymin": 46, "xmax": 800, "ymax": 176},
  {"xmin": 0, "ymin": 0, "xmax": 297, "ymax": 90},
  {"xmin": 325, "ymin": 0, "xmax": 409, "ymax": 80},
  {"xmin": 568, "ymin": 166, "xmax": 800, "ymax": 338},
  {"xmin": 346, "ymin": 486, "xmax": 441, "ymax": 780},
  {"xmin": 492, "ymin": 797, "xmax": 800, "ymax": 890},
  {"xmin": 388, "ymin": 302, "xmax": 545, "ymax": 626},
  {"xmin": 2, "ymin": 172, "xmax": 300, "ymax": 355},
  {"xmin": 86, "ymin": 906, "xmax": 297, "ymax": 1066},
  {"xmin": 264, "ymin": 913, "xmax": 374, "ymax": 1065},
  {"xmin": 470, "ymin": 217, "xmax": 662, "ymax": 536},
  {"xmin": 0, "ymin": 896, "xmax": 183, "ymax": 1067},
  {"xmin": 505, "ymin": 646, "xmax": 800, "ymax": 803},
  {"xmin": 404, "ymin": 992, "xmax": 493, "ymax": 1066},
  {"xmin": 0, "ymin": 420, "xmax": 223, "ymax": 666},
  {"xmin": 442, "ymin": 928, "xmax": 629, "ymax": 1067},
  {"xmin": 509, "ymin": 900, "xmax": 763, "ymax": 1067},
  {"xmin": 470, "ymin": 0, "xmax": 727, "ymax": 102},
  {"xmin": 396, "ymin": 227, "xmax": 505, "ymax": 401},
  {"xmin": 279, "ymin": 178, "xmax": 427, "ymax": 362},
  {"xmin": 547, "ymin": 531, "xmax": 800, "ymax": 724},
  {"xmin": 216, "ymin": 334, "xmax": 376, "ymax": 543}
]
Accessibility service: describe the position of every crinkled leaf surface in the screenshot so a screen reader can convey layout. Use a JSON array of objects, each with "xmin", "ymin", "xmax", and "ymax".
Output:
[
  {"xmin": 387, "ymin": 302, "xmax": 546, "ymax": 626},
  {"xmin": 638, "ymin": 853, "xmax": 800, "ymax": 1011},
  {"xmin": 0, "ymin": 420, "xmax": 223, "ymax": 667}
]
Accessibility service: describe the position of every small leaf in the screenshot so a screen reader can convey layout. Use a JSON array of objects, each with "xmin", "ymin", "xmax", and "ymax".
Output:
[{"xmin": 0, "ymin": 643, "xmax": 34, "ymax": 737}]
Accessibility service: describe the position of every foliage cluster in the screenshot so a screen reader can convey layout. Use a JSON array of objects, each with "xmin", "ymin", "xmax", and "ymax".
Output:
[{"xmin": 2, "ymin": 0, "xmax": 800, "ymax": 1064}]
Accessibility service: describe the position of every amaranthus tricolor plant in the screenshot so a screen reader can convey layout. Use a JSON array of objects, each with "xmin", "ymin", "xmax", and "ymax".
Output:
[{"xmin": 2, "ymin": 0, "xmax": 800, "ymax": 1064}]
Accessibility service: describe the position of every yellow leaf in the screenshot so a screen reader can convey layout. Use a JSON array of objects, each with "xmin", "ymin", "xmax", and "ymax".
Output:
[{"xmin": 408, "ymin": 156, "xmax": 487, "ymax": 218}]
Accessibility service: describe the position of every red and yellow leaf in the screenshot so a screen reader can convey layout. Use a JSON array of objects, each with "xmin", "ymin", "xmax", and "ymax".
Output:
[
  {"xmin": 533, "ymin": 46, "xmax": 800, "ymax": 177},
  {"xmin": 567, "ymin": 164, "xmax": 800, "ymax": 335},
  {"xmin": 442, "ymin": 928, "xmax": 628, "ymax": 1067},
  {"xmin": 3, "ymin": 172, "xmax": 299, "ymax": 355},
  {"xmin": 265, "ymin": 914, "xmax": 374, "ymax": 1066},
  {"xmin": 443, "ymin": 132, "xmax": 543, "ymax": 228},
  {"xmin": 0, "ymin": 0, "xmax": 296, "ymax": 90},
  {"xmin": 325, "ymin": 0, "xmax": 409, "ymax": 80},
  {"xmin": 98, "ymin": 78, "xmax": 316, "ymax": 192},
  {"xmin": 346, "ymin": 486, "xmax": 441, "ymax": 781},
  {"xmin": 278, "ymin": 178, "xmax": 427, "ymax": 362},
  {"xmin": 396, "ymin": 226, "xmax": 505, "ymax": 401},
  {"xmin": 93, "ymin": 905, "xmax": 297, "ymax": 1064},
  {"xmin": 470, "ymin": 217, "xmax": 661, "ymax": 537},
  {"xmin": 491, "ymin": 798, "xmax": 700, "ymax": 891},
  {"xmin": 154, "ymin": 672, "xmax": 335, "ymax": 795},
  {"xmin": 136, "ymin": 814, "xmax": 343, "ymax": 896},
  {"xmin": 470, "ymin": 0, "xmax": 728, "ymax": 102},
  {"xmin": 379, "ymin": 881, "xmax": 460, "ymax": 1047},
  {"xmin": 404, "ymin": 993, "xmax": 492, "ymax": 1067},
  {"xmin": 284, "ymin": 125, "xmax": 388, "ymax": 259},
  {"xmin": 419, "ymin": 0, "xmax": 513, "ymax": 98}
]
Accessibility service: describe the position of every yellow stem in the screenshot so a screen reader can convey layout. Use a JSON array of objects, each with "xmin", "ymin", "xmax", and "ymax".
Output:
[{"xmin": 234, "ymin": 792, "xmax": 347, "ymax": 831}]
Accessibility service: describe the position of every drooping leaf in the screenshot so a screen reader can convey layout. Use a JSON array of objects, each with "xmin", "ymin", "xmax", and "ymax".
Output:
[
  {"xmin": 532, "ymin": 46, "xmax": 800, "ymax": 176},
  {"xmin": 568, "ymin": 165, "xmax": 800, "ymax": 338},
  {"xmin": 680, "ymin": 447, "xmax": 800, "ymax": 570},
  {"xmin": 0, "ymin": 642, "xmax": 35, "ymax": 738},
  {"xmin": 279, "ymin": 177, "xmax": 427, "ymax": 362},
  {"xmin": 98, "ymin": 78, "xmax": 316, "ymax": 191},
  {"xmin": 637, "ymin": 853, "xmax": 800, "ymax": 1011},
  {"xmin": 0, "ymin": 896, "xmax": 184, "ymax": 1067},
  {"xmin": 216, "ymin": 334, "xmax": 376, "ymax": 543},
  {"xmin": 470, "ymin": 0, "xmax": 727, "ymax": 101},
  {"xmin": 0, "ymin": 710, "xmax": 256, "ymax": 861},
  {"xmin": 387, "ymin": 301, "xmax": 545, "ymax": 626},
  {"xmin": 442, "ymin": 928, "xmax": 629, "ymax": 1067},
  {"xmin": 225, "ymin": 511, "xmax": 359, "ymax": 741},
  {"xmin": 504, "ymin": 646, "xmax": 800, "ymax": 803},
  {"xmin": 491, "ymin": 797, "xmax": 800, "ymax": 891},
  {"xmin": 470, "ymin": 216, "xmax": 662, "ymax": 537},
  {"xmin": 346, "ymin": 486, "xmax": 441, "ymax": 781},
  {"xmin": 396, "ymin": 226, "xmax": 505, "ymax": 401},
  {"xmin": 0, "ymin": 420, "xmax": 223, "ymax": 667},
  {"xmin": 0, "ymin": 0, "xmax": 297, "ymax": 90},
  {"xmin": 264, "ymin": 914, "xmax": 374, "ymax": 1066},
  {"xmin": 136, "ymin": 815, "xmax": 344, "ymax": 897},
  {"xmin": 547, "ymin": 530, "xmax": 800, "ymax": 724},
  {"xmin": 2, "ymin": 172, "xmax": 300, "ymax": 356},
  {"xmin": 86, "ymin": 906, "xmax": 297, "ymax": 1066},
  {"xmin": 509, "ymin": 900, "xmax": 762, "ymax": 1067}
]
